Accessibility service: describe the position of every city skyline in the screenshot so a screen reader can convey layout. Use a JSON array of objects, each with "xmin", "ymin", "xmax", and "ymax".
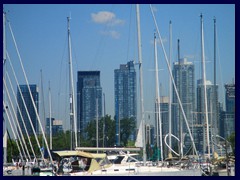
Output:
[{"xmin": 3, "ymin": 4, "xmax": 235, "ymax": 131}]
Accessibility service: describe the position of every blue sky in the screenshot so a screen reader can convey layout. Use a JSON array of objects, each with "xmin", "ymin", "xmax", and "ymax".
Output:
[{"xmin": 3, "ymin": 4, "xmax": 235, "ymax": 130}]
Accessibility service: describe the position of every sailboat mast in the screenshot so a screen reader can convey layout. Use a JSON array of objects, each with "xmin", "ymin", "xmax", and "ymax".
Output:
[
  {"xmin": 136, "ymin": 4, "xmax": 146, "ymax": 165},
  {"xmin": 103, "ymin": 93, "xmax": 106, "ymax": 147},
  {"xmin": 168, "ymin": 20, "xmax": 172, "ymax": 156},
  {"xmin": 3, "ymin": 11, "xmax": 7, "ymax": 164},
  {"xmin": 213, "ymin": 17, "xmax": 217, "ymax": 154},
  {"xmin": 67, "ymin": 16, "xmax": 78, "ymax": 150},
  {"xmin": 154, "ymin": 32, "xmax": 163, "ymax": 162},
  {"xmin": 177, "ymin": 39, "xmax": 183, "ymax": 158},
  {"xmin": 3, "ymin": 12, "xmax": 7, "ymax": 63},
  {"xmin": 49, "ymin": 81, "xmax": 52, "ymax": 150},
  {"xmin": 200, "ymin": 14, "xmax": 210, "ymax": 159},
  {"xmin": 96, "ymin": 98, "xmax": 99, "ymax": 153},
  {"xmin": 40, "ymin": 69, "xmax": 46, "ymax": 151}
]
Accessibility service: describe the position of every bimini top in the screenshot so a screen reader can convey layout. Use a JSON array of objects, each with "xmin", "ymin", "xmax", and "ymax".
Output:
[{"xmin": 53, "ymin": 150, "xmax": 94, "ymax": 158}]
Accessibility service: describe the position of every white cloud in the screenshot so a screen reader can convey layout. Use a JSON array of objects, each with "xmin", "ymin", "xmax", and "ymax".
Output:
[
  {"xmin": 91, "ymin": 11, "xmax": 125, "ymax": 26},
  {"xmin": 100, "ymin": 30, "xmax": 120, "ymax": 39}
]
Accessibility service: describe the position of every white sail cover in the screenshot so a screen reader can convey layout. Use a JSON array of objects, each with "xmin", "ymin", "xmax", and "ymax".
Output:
[{"xmin": 135, "ymin": 120, "xmax": 143, "ymax": 147}]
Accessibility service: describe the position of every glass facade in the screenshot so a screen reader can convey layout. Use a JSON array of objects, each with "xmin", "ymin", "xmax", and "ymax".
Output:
[
  {"xmin": 172, "ymin": 58, "xmax": 195, "ymax": 154},
  {"xmin": 17, "ymin": 84, "xmax": 39, "ymax": 136},
  {"xmin": 224, "ymin": 83, "xmax": 235, "ymax": 138},
  {"xmin": 196, "ymin": 79, "xmax": 219, "ymax": 154},
  {"xmin": 114, "ymin": 61, "xmax": 137, "ymax": 145},
  {"xmin": 77, "ymin": 71, "xmax": 102, "ymax": 137}
]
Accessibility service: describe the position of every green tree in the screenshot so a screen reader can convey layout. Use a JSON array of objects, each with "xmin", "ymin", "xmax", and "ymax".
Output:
[
  {"xmin": 227, "ymin": 132, "xmax": 235, "ymax": 155},
  {"xmin": 119, "ymin": 117, "xmax": 135, "ymax": 146},
  {"xmin": 84, "ymin": 115, "xmax": 116, "ymax": 147},
  {"xmin": 7, "ymin": 138, "xmax": 18, "ymax": 162}
]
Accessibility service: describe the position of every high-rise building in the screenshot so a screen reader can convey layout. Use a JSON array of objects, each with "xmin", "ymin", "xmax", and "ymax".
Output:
[
  {"xmin": 223, "ymin": 83, "xmax": 235, "ymax": 138},
  {"xmin": 196, "ymin": 79, "xmax": 219, "ymax": 154},
  {"xmin": 17, "ymin": 84, "xmax": 39, "ymax": 136},
  {"xmin": 114, "ymin": 61, "xmax": 137, "ymax": 145},
  {"xmin": 159, "ymin": 96, "xmax": 169, "ymax": 158},
  {"xmin": 172, "ymin": 58, "xmax": 195, "ymax": 154},
  {"xmin": 77, "ymin": 71, "xmax": 102, "ymax": 137},
  {"xmin": 160, "ymin": 96, "xmax": 169, "ymax": 139}
]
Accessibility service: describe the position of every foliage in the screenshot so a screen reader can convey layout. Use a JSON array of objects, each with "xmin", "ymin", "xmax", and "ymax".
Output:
[
  {"xmin": 119, "ymin": 117, "xmax": 136, "ymax": 146},
  {"xmin": 83, "ymin": 115, "xmax": 116, "ymax": 147},
  {"xmin": 227, "ymin": 132, "xmax": 235, "ymax": 155},
  {"xmin": 5, "ymin": 115, "xmax": 137, "ymax": 162}
]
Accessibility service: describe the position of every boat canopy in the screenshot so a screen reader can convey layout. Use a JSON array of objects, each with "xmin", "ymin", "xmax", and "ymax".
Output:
[{"xmin": 53, "ymin": 150, "xmax": 93, "ymax": 158}]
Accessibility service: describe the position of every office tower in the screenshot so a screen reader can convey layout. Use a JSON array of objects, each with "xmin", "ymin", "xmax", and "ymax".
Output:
[
  {"xmin": 196, "ymin": 79, "xmax": 219, "ymax": 154},
  {"xmin": 159, "ymin": 96, "xmax": 169, "ymax": 158},
  {"xmin": 114, "ymin": 61, "xmax": 137, "ymax": 145},
  {"xmin": 223, "ymin": 83, "xmax": 235, "ymax": 138},
  {"xmin": 17, "ymin": 84, "xmax": 39, "ymax": 136},
  {"xmin": 77, "ymin": 71, "xmax": 102, "ymax": 137},
  {"xmin": 172, "ymin": 58, "xmax": 195, "ymax": 154},
  {"xmin": 160, "ymin": 96, "xmax": 169, "ymax": 139},
  {"xmin": 219, "ymin": 102, "xmax": 225, "ymax": 138}
]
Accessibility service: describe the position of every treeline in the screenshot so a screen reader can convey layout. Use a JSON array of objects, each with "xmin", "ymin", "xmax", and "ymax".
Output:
[{"xmin": 6, "ymin": 115, "xmax": 136, "ymax": 162}]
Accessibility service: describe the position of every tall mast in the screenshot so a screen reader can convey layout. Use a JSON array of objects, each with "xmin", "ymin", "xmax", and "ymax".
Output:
[
  {"xmin": 154, "ymin": 32, "xmax": 163, "ymax": 162},
  {"xmin": 67, "ymin": 16, "xmax": 78, "ymax": 150},
  {"xmin": 96, "ymin": 98, "xmax": 99, "ymax": 153},
  {"xmin": 40, "ymin": 69, "xmax": 45, "ymax": 151},
  {"xmin": 3, "ymin": 11, "xmax": 7, "ymax": 164},
  {"xmin": 213, "ymin": 17, "xmax": 217, "ymax": 153},
  {"xmin": 168, "ymin": 20, "xmax": 172, "ymax": 156},
  {"xmin": 200, "ymin": 14, "xmax": 210, "ymax": 159},
  {"xmin": 136, "ymin": 4, "xmax": 146, "ymax": 165},
  {"xmin": 177, "ymin": 39, "xmax": 183, "ymax": 158},
  {"xmin": 103, "ymin": 93, "xmax": 106, "ymax": 147},
  {"xmin": 3, "ymin": 12, "xmax": 7, "ymax": 63},
  {"xmin": 49, "ymin": 81, "xmax": 52, "ymax": 150}
]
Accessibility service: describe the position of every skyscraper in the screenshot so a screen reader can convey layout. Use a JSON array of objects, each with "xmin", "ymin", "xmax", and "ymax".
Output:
[
  {"xmin": 17, "ymin": 84, "xmax": 39, "ymax": 136},
  {"xmin": 196, "ymin": 79, "xmax": 219, "ymax": 154},
  {"xmin": 114, "ymin": 61, "xmax": 137, "ymax": 145},
  {"xmin": 77, "ymin": 71, "xmax": 102, "ymax": 137},
  {"xmin": 223, "ymin": 83, "xmax": 235, "ymax": 138},
  {"xmin": 172, "ymin": 58, "xmax": 195, "ymax": 154},
  {"xmin": 160, "ymin": 96, "xmax": 169, "ymax": 158}
]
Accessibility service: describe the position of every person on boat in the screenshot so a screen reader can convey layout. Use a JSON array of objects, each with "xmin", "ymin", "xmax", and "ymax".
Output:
[{"xmin": 78, "ymin": 158, "xmax": 87, "ymax": 169}]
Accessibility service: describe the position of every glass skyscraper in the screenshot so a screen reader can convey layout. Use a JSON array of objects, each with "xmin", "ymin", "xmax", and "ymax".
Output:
[
  {"xmin": 196, "ymin": 79, "xmax": 219, "ymax": 154},
  {"xmin": 17, "ymin": 84, "xmax": 39, "ymax": 136},
  {"xmin": 172, "ymin": 58, "xmax": 195, "ymax": 153},
  {"xmin": 77, "ymin": 71, "xmax": 102, "ymax": 137},
  {"xmin": 224, "ymin": 83, "xmax": 235, "ymax": 138},
  {"xmin": 114, "ymin": 61, "xmax": 137, "ymax": 145}
]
